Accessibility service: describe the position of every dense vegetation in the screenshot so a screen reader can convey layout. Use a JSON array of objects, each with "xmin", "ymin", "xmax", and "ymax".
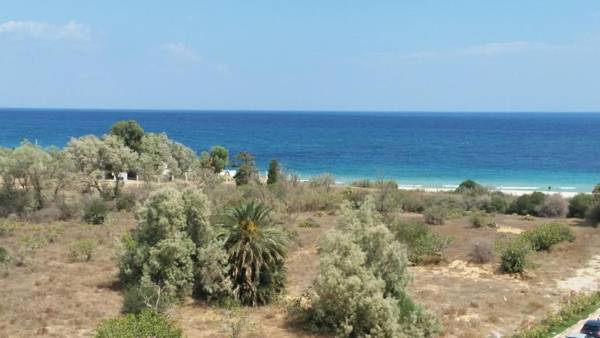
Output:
[{"xmin": 1, "ymin": 121, "xmax": 598, "ymax": 337}]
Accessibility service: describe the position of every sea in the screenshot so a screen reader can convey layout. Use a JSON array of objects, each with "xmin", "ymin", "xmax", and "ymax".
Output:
[{"xmin": 1, "ymin": 108, "xmax": 599, "ymax": 192}]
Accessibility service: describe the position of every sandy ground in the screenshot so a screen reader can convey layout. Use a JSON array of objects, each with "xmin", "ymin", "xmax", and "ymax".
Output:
[{"xmin": 1, "ymin": 212, "xmax": 600, "ymax": 337}]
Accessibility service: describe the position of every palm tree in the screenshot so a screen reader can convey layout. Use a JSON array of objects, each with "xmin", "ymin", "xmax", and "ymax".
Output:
[{"xmin": 221, "ymin": 201, "xmax": 290, "ymax": 305}]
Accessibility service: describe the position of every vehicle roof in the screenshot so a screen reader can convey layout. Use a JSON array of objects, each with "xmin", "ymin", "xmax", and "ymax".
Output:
[{"xmin": 584, "ymin": 319, "xmax": 600, "ymax": 325}]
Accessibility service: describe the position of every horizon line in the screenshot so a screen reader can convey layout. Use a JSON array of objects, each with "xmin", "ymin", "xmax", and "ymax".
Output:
[{"xmin": 1, "ymin": 106, "xmax": 600, "ymax": 114}]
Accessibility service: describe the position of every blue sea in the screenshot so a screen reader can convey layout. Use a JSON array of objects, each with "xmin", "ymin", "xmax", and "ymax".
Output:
[{"xmin": 1, "ymin": 109, "xmax": 599, "ymax": 192}]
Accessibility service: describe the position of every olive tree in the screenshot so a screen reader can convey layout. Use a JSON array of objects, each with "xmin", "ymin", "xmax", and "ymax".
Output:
[
  {"xmin": 290, "ymin": 199, "xmax": 441, "ymax": 337},
  {"xmin": 67, "ymin": 135, "xmax": 137, "ymax": 198},
  {"xmin": 170, "ymin": 141, "xmax": 197, "ymax": 180},
  {"xmin": 7, "ymin": 142, "xmax": 53, "ymax": 209},
  {"xmin": 110, "ymin": 120, "xmax": 145, "ymax": 153},
  {"xmin": 138, "ymin": 133, "xmax": 177, "ymax": 182}
]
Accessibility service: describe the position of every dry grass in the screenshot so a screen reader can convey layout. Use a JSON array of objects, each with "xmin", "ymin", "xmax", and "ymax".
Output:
[{"xmin": 1, "ymin": 211, "xmax": 599, "ymax": 337}]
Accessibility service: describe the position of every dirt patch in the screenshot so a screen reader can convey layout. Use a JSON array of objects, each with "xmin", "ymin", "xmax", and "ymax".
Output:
[
  {"xmin": 557, "ymin": 255, "xmax": 600, "ymax": 292},
  {"xmin": 1, "ymin": 211, "xmax": 599, "ymax": 338},
  {"xmin": 497, "ymin": 226, "xmax": 524, "ymax": 234}
]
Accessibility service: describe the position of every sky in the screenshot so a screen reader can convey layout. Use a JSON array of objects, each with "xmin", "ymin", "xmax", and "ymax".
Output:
[{"xmin": 1, "ymin": 1, "xmax": 600, "ymax": 112}]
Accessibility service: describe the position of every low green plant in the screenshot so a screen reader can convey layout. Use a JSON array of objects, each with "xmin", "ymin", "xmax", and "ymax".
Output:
[
  {"xmin": 116, "ymin": 192, "xmax": 137, "ymax": 211},
  {"xmin": 298, "ymin": 218, "xmax": 320, "ymax": 228},
  {"xmin": 509, "ymin": 192, "xmax": 546, "ymax": 216},
  {"xmin": 0, "ymin": 220, "xmax": 18, "ymax": 237},
  {"xmin": 390, "ymin": 220, "xmax": 452, "ymax": 265},
  {"xmin": 456, "ymin": 179, "xmax": 487, "ymax": 195},
  {"xmin": 470, "ymin": 211, "xmax": 495, "ymax": 228},
  {"xmin": 122, "ymin": 279, "xmax": 178, "ymax": 314},
  {"xmin": 568, "ymin": 193, "xmax": 596, "ymax": 218},
  {"xmin": 521, "ymin": 223, "xmax": 574, "ymax": 251},
  {"xmin": 94, "ymin": 309, "xmax": 183, "ymax": 338},
  {"xmin": 423, "ymin": 205, "xmax": 448, "ymax": 225},
  {"xmin": 586, "ymin": 204, "xmax": 600, "ymax": 227},
  {"xmin": 514, "ymin": 291, "xmax": 600, "ymax": 338},
  {"xmin": 0, "ymin": 246, "xmax": 9, "ymax": 264},
  {"xmin": 83, "ymin": 197, "xmax": 109, "ymax": 224},
  {"xmin": 69, "ymin": 239, "xmax": 96, "ymax": 262},
  {"xmin": 499, "ymin": 238, "xmax": 531, "ymax": 273},
  {"xmin": 220, "ymin": 303, "xmax": 255, "ymax": 338}
]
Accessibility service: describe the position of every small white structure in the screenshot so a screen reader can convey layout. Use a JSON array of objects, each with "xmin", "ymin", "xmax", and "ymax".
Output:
[
  {"xmin": 118, "ymin": 172, "xmax": 128, "ymax": 182},
  {"xmin": 219, "ymin": 169, "xmax": 237, "ymax": 178}
]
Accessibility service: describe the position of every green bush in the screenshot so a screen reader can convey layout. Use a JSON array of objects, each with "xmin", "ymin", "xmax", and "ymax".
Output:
[
  {"xmin": 509, "ymin": 192, "xmax": 546, "ymax": 216},
  {"xmin": 0, "ymin": 188, "xmax": 34, "ymax": 217},
  {"xmin": 0, "ymin": 246, "xmax": 9, "ymax": 264},
  {"xmin": 116, "ymin": 192, "xmax": 137, "ymax": 211},
  {"xmin": 373, "ymin": 185, "xmax": 403, "ymax": 214},
  {"xmin": 0, "ymin": 220, "xmax": 18, "ymax": 237},
  {"xmin": 568, "ymin": 193, "xmax": 596, "ymax": 218},
  {"xmin": 398, "ymin": 191, "xmax": 426, "ymax": 213},
  {"xmin": 483, "ymin": 192, "xmax": 512, "ymax": 213},
  {"xmin": 122, "ymin": 278, "xmax": 179, "ymax": 314},
  {"xmin": 69, "ymin": 239, "xmax": 96, "ymax": 262},
  {"xmin": 350, "ymin": 179, "xmax": 373, "ymax": 188},
  {"xmin": 390, "ymin": 220, "xmax": 452, "ymax": 265},
  {"xmin": 585, "ymin": 204, "xmax": 600, "ymax": 227},
  {"xmin": 499, "ymin": 238, "xmax": 531, "ymax": 273},
  {"xmin": 514, "ymin": 291, "xmax": 600, "ymax": 338},
  {"xmin": 94, "ymin": 309, "xmax": 182, "ymax": 338},
  {"xmin": 290, "ymin": 223, "xmax": 441, "ymax": 337},
  {"xmin": 194, "ymin": 241, "xmax": 233, "ymax": 303},
  {"xmin": 298, "ymin": 218, "xmax": 320, "ymax": 228},
  {"xmin": 456, "ymin": 179, "xmax": 487, "ymax": 195},
  {"xmin": 423, "ymin": 205, "xmax": 447, "ymax": 225},
  {"xmin": 118, "ymin": 188, "xmax": 199, "ymax": 303},
  {"xmin": 522, "ymin": 223, "xmax": 575, "ymax": 251},
  {"xmin": 341, "ymin": 187, "xmax": 368, "ymax": 209},
  {"xmin": 83, "ymin": 197, "xmax": 109, "ymax": 224},
  {"xmin": 470, "ymin": 211, "xmax": 494, "ymax": 228}
]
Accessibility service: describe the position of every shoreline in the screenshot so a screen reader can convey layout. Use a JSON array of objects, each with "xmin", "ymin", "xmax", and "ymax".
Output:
[
  {"xmin": 396, "ymin": 185, "xmax": 580, "ymax": 198},
  {"xmin": 297, "ymin": 177, "xmax": 589, "ymax": 197}
]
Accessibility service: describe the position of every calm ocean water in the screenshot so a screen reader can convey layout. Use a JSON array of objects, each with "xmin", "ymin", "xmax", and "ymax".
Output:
[{"xmin": 1, "ymin": 109, "xmax": 599, "ymax": 192}]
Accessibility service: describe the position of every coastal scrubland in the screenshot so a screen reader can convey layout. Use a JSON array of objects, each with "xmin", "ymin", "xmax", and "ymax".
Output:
[{"xmin": 1, "ymin": 121, "xmax": 600, "ymax": 337}]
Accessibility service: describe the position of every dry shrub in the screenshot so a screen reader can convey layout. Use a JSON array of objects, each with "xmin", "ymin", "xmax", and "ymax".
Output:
[
  {"xmin": 68, "ymin": 239, "xmax": 96, "ymax": 262},
  {"xmin": 423, "ymin": 205, "xmax": 447, "ymax": 225},
  {"xmin": 536, "ymin": 194, "xmax": 568, "ymax": 218},
  {"xmin": 468, "ymin": 238, "xmax": 494, "ymax": 263}
]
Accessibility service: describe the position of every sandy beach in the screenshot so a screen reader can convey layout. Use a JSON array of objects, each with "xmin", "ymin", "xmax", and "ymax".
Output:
[{"xmin": 397, "ymin": 185, "xmax": 580, "ymax": 198}]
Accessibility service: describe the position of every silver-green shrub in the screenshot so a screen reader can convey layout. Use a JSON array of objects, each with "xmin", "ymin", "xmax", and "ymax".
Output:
[{"xmin": 290, "ymin": 198, "xmax": 441, "ymax": 337}]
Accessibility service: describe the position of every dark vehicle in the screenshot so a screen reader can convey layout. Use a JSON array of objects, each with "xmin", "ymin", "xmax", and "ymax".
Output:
[{"xmin": 581, "ymin": 320, "xmax": 600, "ymax": 337}]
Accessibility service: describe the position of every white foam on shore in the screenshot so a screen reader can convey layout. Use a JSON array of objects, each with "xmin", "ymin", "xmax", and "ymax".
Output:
[{"xmin": 496, "ymin": 186, "xmax": 540, "ymax": 190}]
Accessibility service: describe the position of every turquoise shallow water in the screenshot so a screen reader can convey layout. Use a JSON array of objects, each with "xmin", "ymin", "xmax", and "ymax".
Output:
[{"xmin": 1, "ymin": 109, "xmax": 599, "ymax": 192}]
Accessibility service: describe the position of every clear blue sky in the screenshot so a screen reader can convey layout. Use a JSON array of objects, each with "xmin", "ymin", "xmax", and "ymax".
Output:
[{"xmin": 2, "ymin": 1, "xmax": 600, "ymax": 111}]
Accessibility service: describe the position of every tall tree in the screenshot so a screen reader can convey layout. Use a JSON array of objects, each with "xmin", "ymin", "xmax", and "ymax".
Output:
[
  {"xmin": 208, "ymin": 146, "xmax": 228, "ymax": 173},
  {"xmin": 266, "ymin": 159, "xmax": 280, "ymax": 185},
  {"xmin": 110, "ymin": 120, "xmax": 145, "ymax": 153},
  {"xmin": 232, "ymin": 152, "xmax": 258, "ymax": 186},
  {"xmin": 67, "ymin": 135, "xmax": 137, "ymax": 197},
  {"xmin": 8, "ymin": 142, "xmax": 52, "ymax": 209}
]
